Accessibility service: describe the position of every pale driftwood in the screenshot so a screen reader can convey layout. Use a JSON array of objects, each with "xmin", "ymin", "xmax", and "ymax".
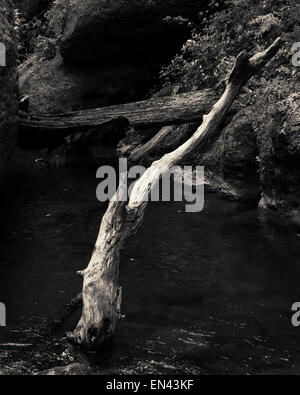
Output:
[
  {"xmin": 68, "ymin": 38, "xmax": 281, "ymax": 351},
  {"xmin": 67, "ymin": 182, "xmax": 127, "ymax": 351},
  {"xmin": 128, "ymin": 39, "xmax": 282, "ymax": 229}
]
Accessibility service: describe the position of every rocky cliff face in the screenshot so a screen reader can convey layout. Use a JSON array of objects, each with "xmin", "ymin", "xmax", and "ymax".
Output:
[
  {"xmin": 159, "ymin": 0, "xmax": 300, "ymax": 230},
  {"xmin": 0, "ymin": 0, "xmax": 18, "ymax": 188},
  {"xmin": 257, "ymin": 93, "xmax": 300, "ymax": 229}
]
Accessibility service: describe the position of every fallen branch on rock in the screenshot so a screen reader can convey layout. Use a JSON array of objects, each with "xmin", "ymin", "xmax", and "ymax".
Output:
[{"xmin": 128, "ymin": 123, "xmax": 196, "ymax": 164}]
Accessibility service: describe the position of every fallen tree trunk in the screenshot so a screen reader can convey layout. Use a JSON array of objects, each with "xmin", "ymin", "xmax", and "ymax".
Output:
[
  {"xmin": 18, "ymin": 90, "xmax": 218, "ymax": 151},
  {"xmin": 20, "ymin": 89, "xmax": 217, "ymax": 132},
  {"xmin": 68, "ymin": 38, "xmax": 281, "ymax": 351}
]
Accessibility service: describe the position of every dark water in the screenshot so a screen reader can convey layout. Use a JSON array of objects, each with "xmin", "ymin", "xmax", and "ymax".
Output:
[{"xmin": 0, "ymin": 149, "xmax": 300, "ymax": 375}]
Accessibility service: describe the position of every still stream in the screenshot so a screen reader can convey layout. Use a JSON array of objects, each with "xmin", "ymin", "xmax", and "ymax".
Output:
[{"xmin": 0, "ymin": 149, "xmax": 300, "ymax": 375}]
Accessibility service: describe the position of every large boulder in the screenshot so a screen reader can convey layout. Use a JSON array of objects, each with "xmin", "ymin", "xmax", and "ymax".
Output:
[
  {"xmin": 198, "ymin": 108, "xmax": 260, "ymax": 201},
  {"xmin": 0, "ymin": 0, "xmax": 18, "ymax": 187},
  {"xmin": 19, "ymin": 51, "xmax": 156, "ymax": 113},
  {"xmin": 19, "ymin": 0, "xmax": 205, "ymax": 113},
  {"xmin": 61, "ymin": 0, "xmax": 205, "ymax": 65}
]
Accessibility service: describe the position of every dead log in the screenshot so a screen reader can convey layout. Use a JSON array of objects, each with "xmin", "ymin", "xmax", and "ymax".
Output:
[
  {"xmin": 67, "ymin": 183, "xmax": 127, "ymax": 351},
  {"xmin": 18, "ymin": 89, "xmax": 218, "ymax": 154},
  {"xmin": 68, "ymin": 38, "xmax": 281, "ymax": 352},
  {"xmin": 18, "ymin": 89, "xmax": 217, "ymax": 152},
  {"xmin": 20, "ymin": 89, "xmax": 217, "ymax": 132},
  {"xmin": 128, "ymin": 123, "xmax": 195, "ymax": 164}
]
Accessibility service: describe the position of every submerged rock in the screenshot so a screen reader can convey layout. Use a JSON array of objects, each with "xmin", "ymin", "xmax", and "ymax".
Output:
[{"xmin": 0, "ymin": 0, "xmax": 18, "ymax": 188}]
